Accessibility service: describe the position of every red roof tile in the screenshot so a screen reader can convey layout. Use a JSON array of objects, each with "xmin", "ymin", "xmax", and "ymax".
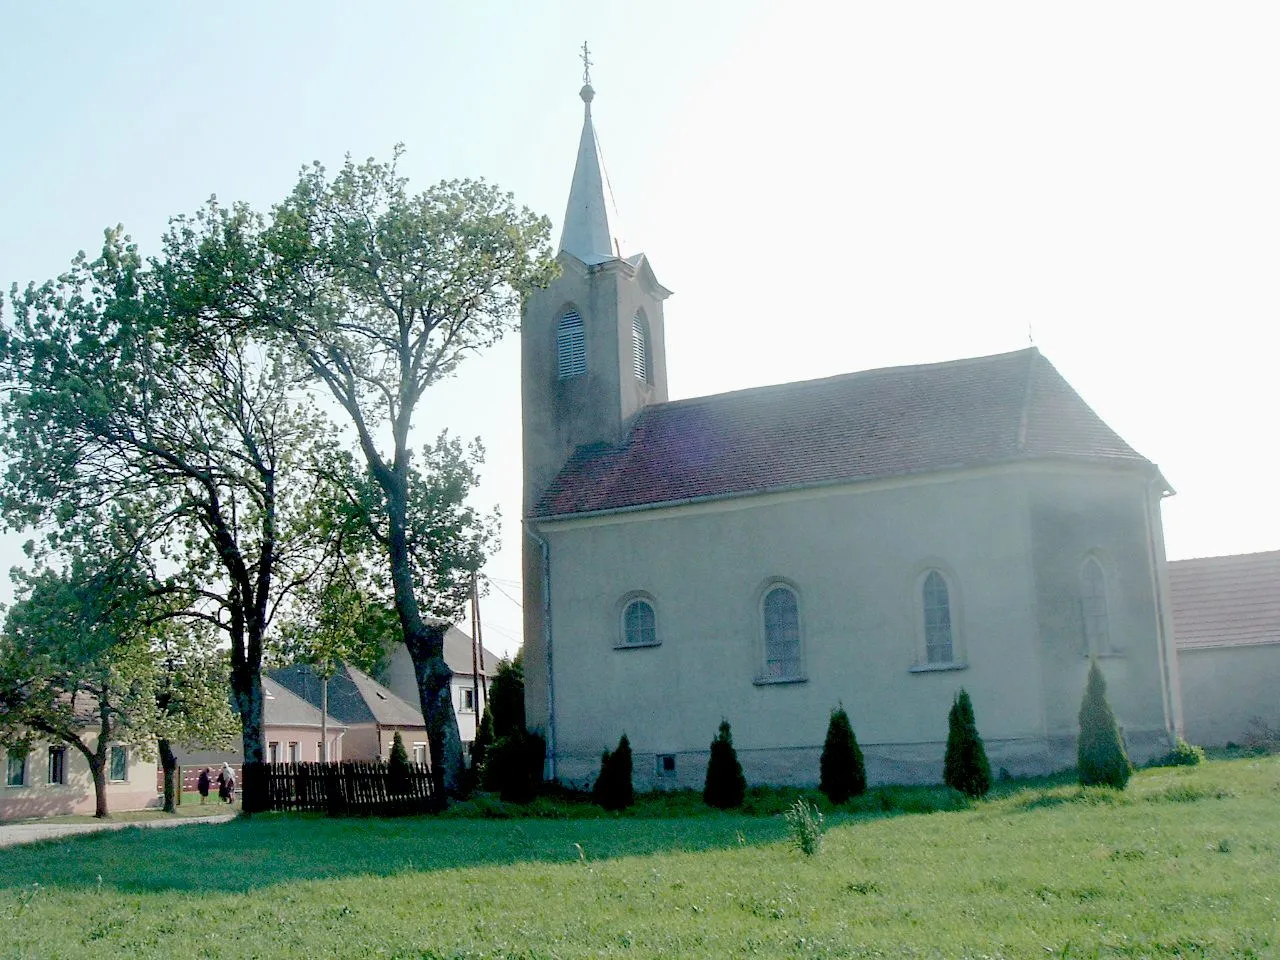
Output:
[
  {"xmin": 1169, "ymin": 551, "xmax": 1280, "ymax": 650},
  {"xmin": 534, "ymin": 348, "xmax": 1155, "ymax": 517}
]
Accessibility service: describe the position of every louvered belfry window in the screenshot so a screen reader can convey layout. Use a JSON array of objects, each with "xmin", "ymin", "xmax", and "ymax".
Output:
[
  {"xmin": 556, "ymin": 311, "xmax": 586, "ymax": 379},
  {"xmin": 631, "ymin": 311, "xmax": 650, "ymax": 383}
]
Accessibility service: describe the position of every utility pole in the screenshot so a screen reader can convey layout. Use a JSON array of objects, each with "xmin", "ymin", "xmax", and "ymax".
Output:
[{"xmin": 471, "ymin": 572, "xmax": 482, "ymax": 733}]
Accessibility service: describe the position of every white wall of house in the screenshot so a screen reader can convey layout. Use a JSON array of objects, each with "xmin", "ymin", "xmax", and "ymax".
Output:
[
  {"xmin": 1178, "ymin": 643, "xmax": 1280, "ymax": 746},
  {"xmin": 533, "ymin": 462, "xmax": 1176, "ymax": 790},
  {"xmin": 1, "ymin": 738, "xmax": 157, "ymax": 821}
]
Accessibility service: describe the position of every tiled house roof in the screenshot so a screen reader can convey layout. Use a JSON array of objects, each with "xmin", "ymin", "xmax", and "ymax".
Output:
[
  {"xmin": 1168, "ymin": 551, "xmax": 1280, "ymax": 650},
  {"xmin": 271, "ymin": 663, "xmax": 425, "ymax": 728},
  {"xmin": 535, "ymin": 348, "xmax": 1159, "ymax": 518}
]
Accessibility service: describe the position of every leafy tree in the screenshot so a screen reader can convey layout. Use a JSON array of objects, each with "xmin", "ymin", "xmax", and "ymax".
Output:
[
  {"xmin": 0, "ymin": 559, "xmax": 157, "ymax": 818},
  {"xmin": 1078, "ymin": 660, "xmax": 1131, "ymax": 789},
  {"xmin": 153, "ymin": 620, "xmax": 238, "ymax": 813},
  {"xmin": 263, "ymin": 151, "xmax": 556, "ymax": 793},
  {"xmin": 592, "ymin": 733, "xmax": 634, "ymax": 811},
  {"xmin": 819, "ymin": 704, "xmax": 867, "ymax": 804},
  {"xmin": 943, "ymin": 688, "xmax": 992, "ymax": 798},
  {"xmin": 0, "ymin": 221, "xmax": 344, "ymax": 812},
  {"xmin": 703, "ymin": 719, "xmax": 747, "ymax": 809},
  {"xmin": 478, "ymin": 653, "xmax": 542, "ymax": 800}
]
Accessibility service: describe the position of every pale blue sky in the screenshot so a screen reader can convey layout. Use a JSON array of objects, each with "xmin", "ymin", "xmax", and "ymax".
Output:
[{"xmin": 3, "ymin": 3, "xmax": 1278, "ymax": 656}]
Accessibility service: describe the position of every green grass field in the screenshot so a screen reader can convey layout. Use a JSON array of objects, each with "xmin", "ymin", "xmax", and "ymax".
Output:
[{"xmin": 1, "ymin": 757, "xmax": 1276, "ymax": 959}]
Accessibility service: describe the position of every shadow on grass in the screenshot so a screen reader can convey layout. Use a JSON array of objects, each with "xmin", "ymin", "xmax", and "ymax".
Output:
[{"xmin": 1, "ymin": 773, "xmax": 1130, "ymax": 896}]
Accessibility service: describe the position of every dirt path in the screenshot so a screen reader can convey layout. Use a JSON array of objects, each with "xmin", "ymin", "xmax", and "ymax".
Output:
[{"xmin": 0, "ymin": 813, "xmax": 235, "ymax": 848}]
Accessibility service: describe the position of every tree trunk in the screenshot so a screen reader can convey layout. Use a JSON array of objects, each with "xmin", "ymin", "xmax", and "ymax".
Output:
[
  {"xmin": 89, "ymin": 758, "xmax": 109, "ymax": 819},
  {"xmin": 159, "ymin": 738, "xmax": 178, "ymax": 814},
  {"xmin": 230, "ymin": 656, "xmax": 266, "ymax": 814},
  {"xmin": 385, "ymin": 475, "xmax": 463, "ymax": 796}
]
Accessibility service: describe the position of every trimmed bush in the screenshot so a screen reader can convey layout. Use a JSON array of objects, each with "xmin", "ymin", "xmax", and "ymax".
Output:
[
  {"xmin": 819, "ymin": 704, "xmax": 867, "ymax": 804},
  {"xmin": 592, "ymin": 733, "xmax": 634, "ymax": 811},
  {"xmin": 703, "ymin": 719, "xmax": 747, "ymax": 809},
  {"xmin": 1078, "ymin": 659, "xmax": 1131, "ymax": 789},
  {"xmin": 943, "ymin": 688, "xmax": 992, "ymax": 798}
]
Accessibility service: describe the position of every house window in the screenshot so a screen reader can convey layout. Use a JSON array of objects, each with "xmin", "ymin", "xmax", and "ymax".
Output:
[
  {"xmin": 620, "ymin": 597, "xmax": 657, "ymax": 647},
  {"xmin": 461, "ymin": 688, "xmax": 476, "ymax": 712},
  {"xmin": 48, "ymin": 746, "xmax": 66, "ymax": 785},
  {"xmin": 413, "ymin": 743, "xmax": 427, "ymax": 765},
  {"xmin": 268, "ymin": 742, "xmax": 280, "ymax": 764},
  {"xmin": 1081, "ymin": 557, "xmax": 1111, "ymax": 655},
  {"xmin": 923, "ymin": 570, "xmax": 954, "ymax": 664},
  {"xmin": 631, "ymin": 310, "xmax": 651, "ymax": 383},
  {"xmin": 288, "ymin": 742, "xmax": 300, "ymax": 764},
  {"xmin": 656, "ymin": 754, "xmax": 676, "ymax": 777},
  {"xmin": 109, "ymin": 746, "xmax": 128, "ymax": 782},
  {"xmin": 5, "ymin": 751, "xmax": 26, "ymax": 787},
  {"xmin": 556, "ymin": 311, "xmax": 587, "ymax": 379},
  {"xmin": 761, "ymin": 584, "xmax": 802, "ymax": 681}
]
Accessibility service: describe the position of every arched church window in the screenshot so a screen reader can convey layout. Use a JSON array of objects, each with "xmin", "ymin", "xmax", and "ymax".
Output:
[
  {"xmin": 556, "ymin": 311, "xmax": 586, "ymax": 379},
  {"xmin": 761, "ymin": 584, "xmax": 802, "ymax": 681},
  {"xmin": 621, "ymin": 597, "xmax": 657, "ymax": 647},
  {"xmin": 631, "ymin": 311, "xmax": 651, "ymax": 383},
  {"xmin": 923, "ymin": 570, "xmax": 954, "ymax": 664},
  {"xmin": 1080, "ymin": 557, "xmax": 1110, "ymax": 655}
]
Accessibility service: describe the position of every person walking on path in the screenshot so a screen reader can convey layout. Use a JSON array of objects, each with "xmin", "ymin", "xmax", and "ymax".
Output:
[
  {"xmin": 216, "ymin": 763, "xmax": 236, "ymax": 804},
  {"xmin": 197, "ymin": 768, "xmax": 211, "ymax": 804}
]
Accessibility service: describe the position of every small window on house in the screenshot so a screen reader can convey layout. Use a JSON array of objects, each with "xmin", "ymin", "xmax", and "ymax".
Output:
[
  {"xmin": 1080, "ymin": 557, "xmax": 1111, "ymax": 655},
  {"xmin": 412, "ymin": 743, "xmax": 427, "ymax": 765},
  {"xmin": 620, "ymin": 597, "xmax": 657, "ymax": 646},
  {"xmin": 761, "ymin": 584, "xmax": 803, "ymax": 680},
  {"xmin": 461, "ymin": 688, "xmax": 476, "ymax": 712},
  {"xmin": 267, "ymin": 742, "xmax": 280, "ymax": 765},
  {"xmin": 631, "ymin": 311, "xmax": 651, "ymax": 383},
  {"xmin": 656, "ymin": 754, "xmax": 676, "ymax": 777},
  {"xmin": 48, "ymin": 746, "xmax": 66, "ymax": 785},
  {"xmin": 109, "ymin": 746, "xmax": 128, "ymax": 782},
  {"xmin": 6, "ymin": 751, "xmax": 26, "ymax": 787},
  {"xmin": 923, "ymin": 571, "xmax": 954, "ymax": 664},
  {"xmin": 556, "ymin": 311, "xmax": 587, "ymax": 379},
  {"xmin": 288, "ymin": 742, "xmax": 300, "ymax": 764}
]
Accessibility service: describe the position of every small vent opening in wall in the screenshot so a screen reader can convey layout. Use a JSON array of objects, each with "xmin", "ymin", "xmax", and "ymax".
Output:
[{"xmin": 656, "ymin": 754, "xmax": 676, "ymax": 776}]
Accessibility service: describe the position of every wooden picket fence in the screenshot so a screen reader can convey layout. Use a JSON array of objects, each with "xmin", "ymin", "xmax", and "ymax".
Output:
[{"xmin": 250, "ymin": 761, "xmax": 439, "ymax": 816}]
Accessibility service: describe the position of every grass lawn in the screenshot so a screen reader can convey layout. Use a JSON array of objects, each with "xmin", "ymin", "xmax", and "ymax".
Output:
[
  {"xmin": 0, "ymin": 756, "xmax": 1276, "ymax": 959},
  {"xmin": 29, "ymin": 793, "xmax": 237, "ymax": 824}
]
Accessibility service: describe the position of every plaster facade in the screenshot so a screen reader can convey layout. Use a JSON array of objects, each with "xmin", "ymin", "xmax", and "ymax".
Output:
[
  {"xmin": 530, "ymin": 461, "xmax": 1177, "ymax": 789},
  {"xmin": 1178, "ymin": 645, "xmax": 1280, "ymax": 746},
  {"xmin": 1, "ymin": 739, "xmax": 156, "ymax": 821}
]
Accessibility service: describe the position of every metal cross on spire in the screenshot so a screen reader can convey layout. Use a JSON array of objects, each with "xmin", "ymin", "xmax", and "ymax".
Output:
[{"xmin": 580, "ymin": 41, "xmax": 593, "ymax": 85}]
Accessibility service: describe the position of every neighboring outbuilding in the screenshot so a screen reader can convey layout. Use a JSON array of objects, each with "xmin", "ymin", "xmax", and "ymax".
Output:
[
  {"xmin": 1170, "ymin": 550, "xmax": 1280, "ymax": 746},
  {"xmin": 381, "ymin": 625, "xmax": 501, "ymax": 747},
  {"xmin": 270, "ymin": 663, "xmax": 429, "ymax": 764}
]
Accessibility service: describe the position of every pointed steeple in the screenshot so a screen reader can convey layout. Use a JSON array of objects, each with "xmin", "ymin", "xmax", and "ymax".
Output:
[{"xmin": 559, "ymin": 47, "xmax": 618, "ymax": 265}]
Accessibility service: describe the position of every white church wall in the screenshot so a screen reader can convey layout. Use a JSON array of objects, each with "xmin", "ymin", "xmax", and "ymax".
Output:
[
  {"xmin": 1024, "ymin": 468, "xmax": 1177, "ymax": 767},
  {"xmin": 542, "ymin": 465, "xmax": 1066, "ymax": 790},
  {"xmin": 1178, "ymin": 644, "xmax": 1280, "ymax": 746}
]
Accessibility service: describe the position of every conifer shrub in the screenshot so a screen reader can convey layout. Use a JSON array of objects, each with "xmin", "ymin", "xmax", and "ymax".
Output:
[
  {"xmin": 485, "ymin": 735, "xmax": 537, "ymax": 803},
  {"xmin": 943, "ymin": 688, "xmax": 992, "ymax": 798},
  {"xmin": 703, "ymin": 719, "xmax": 747, "ymax": 809},
  {"xmin": 388, "ymin": 731, "xmax": 412, "ymax": 794},
  {"xmin": 471, "ymin": 706, "xmax": 494, "ymax": 772},
  {"xmin": 592, "ymin": 733, "xmax": 634, "ymax": 811},
  {"xmin": 819, "ymin": 704, "xmax": 867, "ymax": 804},
  {"xmin": 1077, "ymin": 659, "xmax": 1131, "ymax": 789}
]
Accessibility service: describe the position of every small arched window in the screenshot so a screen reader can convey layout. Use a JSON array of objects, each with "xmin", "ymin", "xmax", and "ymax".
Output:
[
  {"xmin": 556, "ymin": 311, "xmax": 586, "ymax": 380},
  {"xmin": 762, "ymin": 585, "xmax": 802, "ymax": 680},
  {"xmin": 1080, "ymin": 557, "xmax": 1110, "ymax": 655},
  {"xmin": 631, "ymin": 311, "xmax": 651, "ymax": 383},
  {"xmin": 621, "ymin": 597, "xmax": 657, "ymax": 647},
  {"xmin": 923, "ymin": 570, "xmax": 954, "ymax": 664}
]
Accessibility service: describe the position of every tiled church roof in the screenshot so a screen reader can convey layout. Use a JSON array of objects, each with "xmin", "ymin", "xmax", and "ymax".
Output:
[
  {"xmin": 1168, "ymin": 551, "xmax": 1280, "ymax": 650},
  {"xmin": 534, "ymin": 348, "xmax": 1158, "ymax": 518}
]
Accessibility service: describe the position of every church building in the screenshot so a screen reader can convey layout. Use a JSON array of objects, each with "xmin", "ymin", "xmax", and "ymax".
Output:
[{"xmin": 521, "ymin": 73, "xmax": 1182, "ymax": 790}]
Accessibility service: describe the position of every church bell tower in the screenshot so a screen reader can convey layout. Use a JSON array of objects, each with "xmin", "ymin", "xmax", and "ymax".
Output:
[{"xmin": 522, "ymin": 52, "xmax": 672, "ymax": 761}]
